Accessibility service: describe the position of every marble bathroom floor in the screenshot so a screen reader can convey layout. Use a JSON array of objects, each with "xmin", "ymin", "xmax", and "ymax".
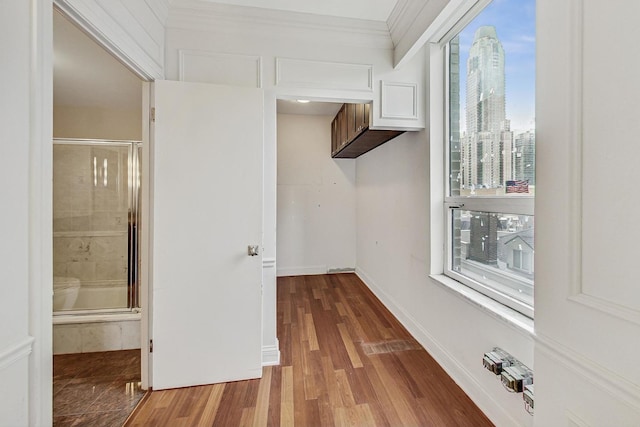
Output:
[{"xmin": 53, "ymin": 349, "xmax": 146, "ymax": 427}]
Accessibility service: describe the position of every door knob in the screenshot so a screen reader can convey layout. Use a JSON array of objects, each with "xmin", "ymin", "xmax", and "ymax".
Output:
[{"xmin": 248, "ymin": 245, "xmax": 259, "ymax": 256}]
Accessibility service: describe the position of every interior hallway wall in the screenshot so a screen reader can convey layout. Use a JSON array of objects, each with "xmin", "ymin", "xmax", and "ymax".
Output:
[{"xmin": 276, "ymin": 113, "xmax": 356, "ymax": 276}]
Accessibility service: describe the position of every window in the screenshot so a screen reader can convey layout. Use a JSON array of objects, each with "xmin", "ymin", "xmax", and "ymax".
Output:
[{"xmin": 444, "ymin": 0, "xmax": 536, "ymax": 317}]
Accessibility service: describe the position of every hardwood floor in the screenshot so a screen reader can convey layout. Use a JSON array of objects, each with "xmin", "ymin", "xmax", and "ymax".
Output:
[{"xmin": 126, "ymin": 274, "xmax": 493, "ymax": 426}]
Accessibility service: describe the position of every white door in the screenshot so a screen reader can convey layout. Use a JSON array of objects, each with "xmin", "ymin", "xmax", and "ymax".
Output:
[{"xmin": 150, "ymin": 80, "xmax": 263, "ymax": 390}]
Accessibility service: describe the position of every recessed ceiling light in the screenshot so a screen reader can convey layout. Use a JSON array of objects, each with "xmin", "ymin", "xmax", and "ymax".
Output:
[{"xmin": 296, "ymin": 99, "xmax": 310, "ymax": 103}]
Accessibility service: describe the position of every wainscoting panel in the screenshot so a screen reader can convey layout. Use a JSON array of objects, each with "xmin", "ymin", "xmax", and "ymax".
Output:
[
  {"xmin": 380, "ymin": 81, "xmax": 418, "ymax": 120},
  {"xmin": 179, "ymin": 50, "xmax": 262, "ymax": 88},
  {"xmin": 275, "ymin": 58, "xmax": 373, "ymax": 92}
]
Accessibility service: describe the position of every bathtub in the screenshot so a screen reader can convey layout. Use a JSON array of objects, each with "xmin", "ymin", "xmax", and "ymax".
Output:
[{"xmin": 53, "ymin": 280, "xmax": 141, "ymax": 354}]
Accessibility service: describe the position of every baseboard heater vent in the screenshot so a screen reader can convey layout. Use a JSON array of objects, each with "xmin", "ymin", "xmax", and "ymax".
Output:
[{"xmin": 327, "ymin": 267, "xmax": 356, "ymax": 274}]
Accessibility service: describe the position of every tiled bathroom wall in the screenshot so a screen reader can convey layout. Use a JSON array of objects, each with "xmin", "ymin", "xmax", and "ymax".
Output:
[
  {"xmin": 53, "ymin": 143, "xmax": 130, "ymax": 311},
  {"xmin": 53, "ymin": 319, "xmax": 141, "ymax": 354}
]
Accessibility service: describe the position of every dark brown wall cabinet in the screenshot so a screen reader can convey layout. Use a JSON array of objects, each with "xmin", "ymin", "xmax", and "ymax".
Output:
[{"xmin": 331, "ymin": 103, "xmax": 404, "ymax": 158}]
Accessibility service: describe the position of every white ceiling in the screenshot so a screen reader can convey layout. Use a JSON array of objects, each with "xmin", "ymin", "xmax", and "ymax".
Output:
[{"xmin": 197, "ymin": 0, "xmax": 398, "ymax": 22}]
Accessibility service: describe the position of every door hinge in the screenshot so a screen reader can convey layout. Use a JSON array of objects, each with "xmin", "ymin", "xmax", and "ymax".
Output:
[
  {"xmin": 149, "ymin": 339, "xmax": 153, "ymax": 353},
  {"xmin": 151, "ymin": 107, "xmax": 156, "ymax": 122}
]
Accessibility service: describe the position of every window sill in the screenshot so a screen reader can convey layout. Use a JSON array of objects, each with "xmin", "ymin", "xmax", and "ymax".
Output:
[{"xmin": 429, "ymin": 274, "xmax": 534, "ymax": 336}]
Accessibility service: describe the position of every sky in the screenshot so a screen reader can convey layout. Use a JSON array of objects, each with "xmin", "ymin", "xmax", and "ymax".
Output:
[{"xmin": 456, "ymin": 0, "xmax": 536, "ymax": 133}]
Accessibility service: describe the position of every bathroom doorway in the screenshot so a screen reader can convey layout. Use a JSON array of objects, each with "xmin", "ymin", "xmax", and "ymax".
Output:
[{"xmin": 52, "ymin": 8, "xmax": 146, "ymax": 425}]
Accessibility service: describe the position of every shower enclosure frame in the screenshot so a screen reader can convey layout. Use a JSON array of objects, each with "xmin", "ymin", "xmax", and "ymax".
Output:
[{"xmin": 53, "ymin": 138, "xmax": 142, "ymax": 314}]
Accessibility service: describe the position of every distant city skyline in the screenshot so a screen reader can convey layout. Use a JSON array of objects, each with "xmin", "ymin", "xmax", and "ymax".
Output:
[{"xmin": 458, "ymin": 0, "xmax": 535, "ymax": 132}]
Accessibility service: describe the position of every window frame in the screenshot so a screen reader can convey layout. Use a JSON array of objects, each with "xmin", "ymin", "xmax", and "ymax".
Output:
[{"xmin": 435, "ymin": 0, "xmax": 535, "ymax": 319}]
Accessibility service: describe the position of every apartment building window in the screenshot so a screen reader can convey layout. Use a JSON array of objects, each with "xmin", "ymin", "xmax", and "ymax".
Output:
[{"xmin": 444, "ymin": 0, "xmax": 535, "ymax": 317}]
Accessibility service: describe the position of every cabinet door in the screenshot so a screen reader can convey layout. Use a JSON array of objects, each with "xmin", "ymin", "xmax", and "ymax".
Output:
[
  {"xmin": 347, "ymin": 103, "xmax": 358, "ymax": 142},
  {"xmin": 338, "ymin": 105, "xmax": 348, "ymax": 148},
  {"xmin": 331, "ymin": 117, "xmax": 338, "ymax": 154},
  {"xmin": 355, "ymin": 103, "xmax": 370, "ymax": 135}
]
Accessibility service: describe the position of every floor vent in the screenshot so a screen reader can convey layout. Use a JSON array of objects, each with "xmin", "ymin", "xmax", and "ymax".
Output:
[
  {"xmin": 361, "ymin": 340, "xmax": 421, "ymax": 355},
  {"xmin": 327, "ymin": 267, "xmax": 356, "ymax": 274}
]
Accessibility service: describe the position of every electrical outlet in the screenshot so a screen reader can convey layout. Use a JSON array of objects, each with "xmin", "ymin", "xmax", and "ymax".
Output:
[
  {"xmin": 523, "ymin": 384, "xmax": 534, "ymax": 415},
  {"xmin": 501, "ymin": 364, "xmax": 533, "ymax": 393},
  {"xmin": 483, "ymin": 347, "xmax": 516, "ymax": 375}
]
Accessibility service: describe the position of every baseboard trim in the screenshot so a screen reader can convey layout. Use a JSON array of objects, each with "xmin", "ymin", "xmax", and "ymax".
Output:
[
  {"xmin": 276, "ymin": 265, "xmax": 326, "ymax": 277},
  {"xmin": 355, "ymin": 267, "xmax": 519, "ymax": 427},
  {"xmin": 0, "ymin": 336, "xmax": 35, "ymax": 371},
  {"xmin": 262, "ymin": 340, "xmax": 280, "ymax": 366}
]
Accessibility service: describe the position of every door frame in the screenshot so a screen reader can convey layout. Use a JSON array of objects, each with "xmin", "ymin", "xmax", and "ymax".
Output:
[{"xmin": 51, "ymin": 0, "xmax": 158, "ymax": 392}]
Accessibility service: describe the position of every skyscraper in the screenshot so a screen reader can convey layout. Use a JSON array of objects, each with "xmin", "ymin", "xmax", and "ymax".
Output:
[{"xmin": 462, "ymin": 25, "xmax": 510, "ymax": 190}]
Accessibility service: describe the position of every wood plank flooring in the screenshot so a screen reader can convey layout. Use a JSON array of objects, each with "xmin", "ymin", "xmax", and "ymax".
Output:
[{"xmin": 126, "ymin": 274, "xmax": 493, "ymax": 426}]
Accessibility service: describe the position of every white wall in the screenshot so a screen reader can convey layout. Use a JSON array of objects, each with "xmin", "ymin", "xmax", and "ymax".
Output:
[
  {"xmin": 0, "ymin": 2, "xmax": 34, "ymax": 425},
  {"xmin": 533, "ymin": 0, "xmax": 640, "ymax": 424},
  {"xmin": 0, "ymin": 1, "xmax": 53, "ymax": 425},
  {"xmin": 355, "ymin": 128, "xmax": 535, "ymax": 426},
  {"xmin": 276, "ymin": 114, "xmax": 356, "ymax": 277}
]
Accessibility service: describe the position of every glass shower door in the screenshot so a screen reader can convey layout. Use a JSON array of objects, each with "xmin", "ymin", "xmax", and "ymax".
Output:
[{"xmin": 53, "ymin": 140, "xmax": 140, "ymax": 312}]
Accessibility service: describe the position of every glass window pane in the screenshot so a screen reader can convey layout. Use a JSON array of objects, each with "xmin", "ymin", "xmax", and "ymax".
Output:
[
  {"xmin": 452, "ymin": 210, "xmax": 534, "ymax": 308},
  {"xmin": 449, "ymin": 0, "xmax": 536, "ymax": 197}
]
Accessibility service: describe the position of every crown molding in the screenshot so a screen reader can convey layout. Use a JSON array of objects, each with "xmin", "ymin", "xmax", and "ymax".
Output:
[
  {"xmin": 167, "ymin": 0, "xmax": 393, "ymax": 49},
  {"xmin": 387, "ymin": 0, "xmax": 417, "ymax": 47},
  {"xmin": 146, "ymin": 0, "xmax": 171, "ymax": 26}
]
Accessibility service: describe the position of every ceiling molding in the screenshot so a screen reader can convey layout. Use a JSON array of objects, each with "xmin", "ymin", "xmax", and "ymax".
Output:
[
  {"xmin": 167, "ymin": 0, "xmax": 394, "ymax": 50},
  {"xmin": 54, "ymin": 0, "xmax": 164, "ymax": 80},
  {"xmin": 387, "ymin": 0, "xmax": 415, "ymax": 47},
  {"xmin": 145, "ymin": 0, "xmax": 172, "ymax": 26},
  {"xmin": 392, "ymin": 0, "xmax": 451, "ymax": 68}
]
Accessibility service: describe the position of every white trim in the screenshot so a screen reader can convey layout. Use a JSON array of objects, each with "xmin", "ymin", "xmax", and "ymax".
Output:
[
  {"xmin": 536, "ymin": 334, "xmax": 640, "ymax": 412},
  {"xmin": 567, "ymin": 0, "xmax": 584, "ymax": 299},
  {"xmin": 168, "ymin": 0, "xmax": 393, "ymax": 50},
  {"xmin": 145, "ymin": 0, "xmax": 171, "ymax": 26},
  {"xmin": 0, "ymin": 337, "xmax": 35, "ymax": 371},
  {"xmin": 30, "ymin": 1, "xmax": 54, "ymax": 424},
  {"xmin": 178, "ymin": 50, "xmax": 263, "ymax": 89},
  {"xmin": 445, "ymin": 196, "xmax": 535, "ymax": 217},
  {"xmin": 276, "ymin": 265, "xmax": 327, "ymax": 277},
  {"xmin": 566, "ymin": 411, "xmax": 591, "ymax": 427},
  {"xmin": 275, "ymin": 58, "xmax": 374, "ymax": 92},
  {"xmin": 355, "ymin": 267, "xmax": 523, "ymax": 427},
  {"xmin": 53, "ymin": 0, "xmax": 163, "ymax": 80},
  {"xmin": 429, "ymin": 274, "xmax": 534, "ymax": 335},
  {"xmin": 386, "ymin": 0, "xmax": 411, "ymax": 44},
  {"xmin": 433, "ymin": 0, "xmax": 493, "ymax": 47},
  {"xmin": 261, "ymin": 341, "xmax": 280, "ymax": 366},
  {"xmin": 394, "ymin": 0, "xmax": 489, "ymax": 68},
  {"xmin": 568, "ymin": 293, "xmax": 640, "ymax": 326},
  {"xmin": 141, "ymin": 82, "xmax": 152, "ymax": 391},
  {"xmin": 53, "ymin": 312, "xmax": 141, "ymax": 325},
  {"xmin": 429, "ymin": 42, "xmax": 446, "ymax": 276},
  {"xmin": 380, "ymin": 81, "xmax": 418, "ymax": 120},
  {"xmin": 262, "ymin": 257, "xmax": 276, "ymax": 269}
]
